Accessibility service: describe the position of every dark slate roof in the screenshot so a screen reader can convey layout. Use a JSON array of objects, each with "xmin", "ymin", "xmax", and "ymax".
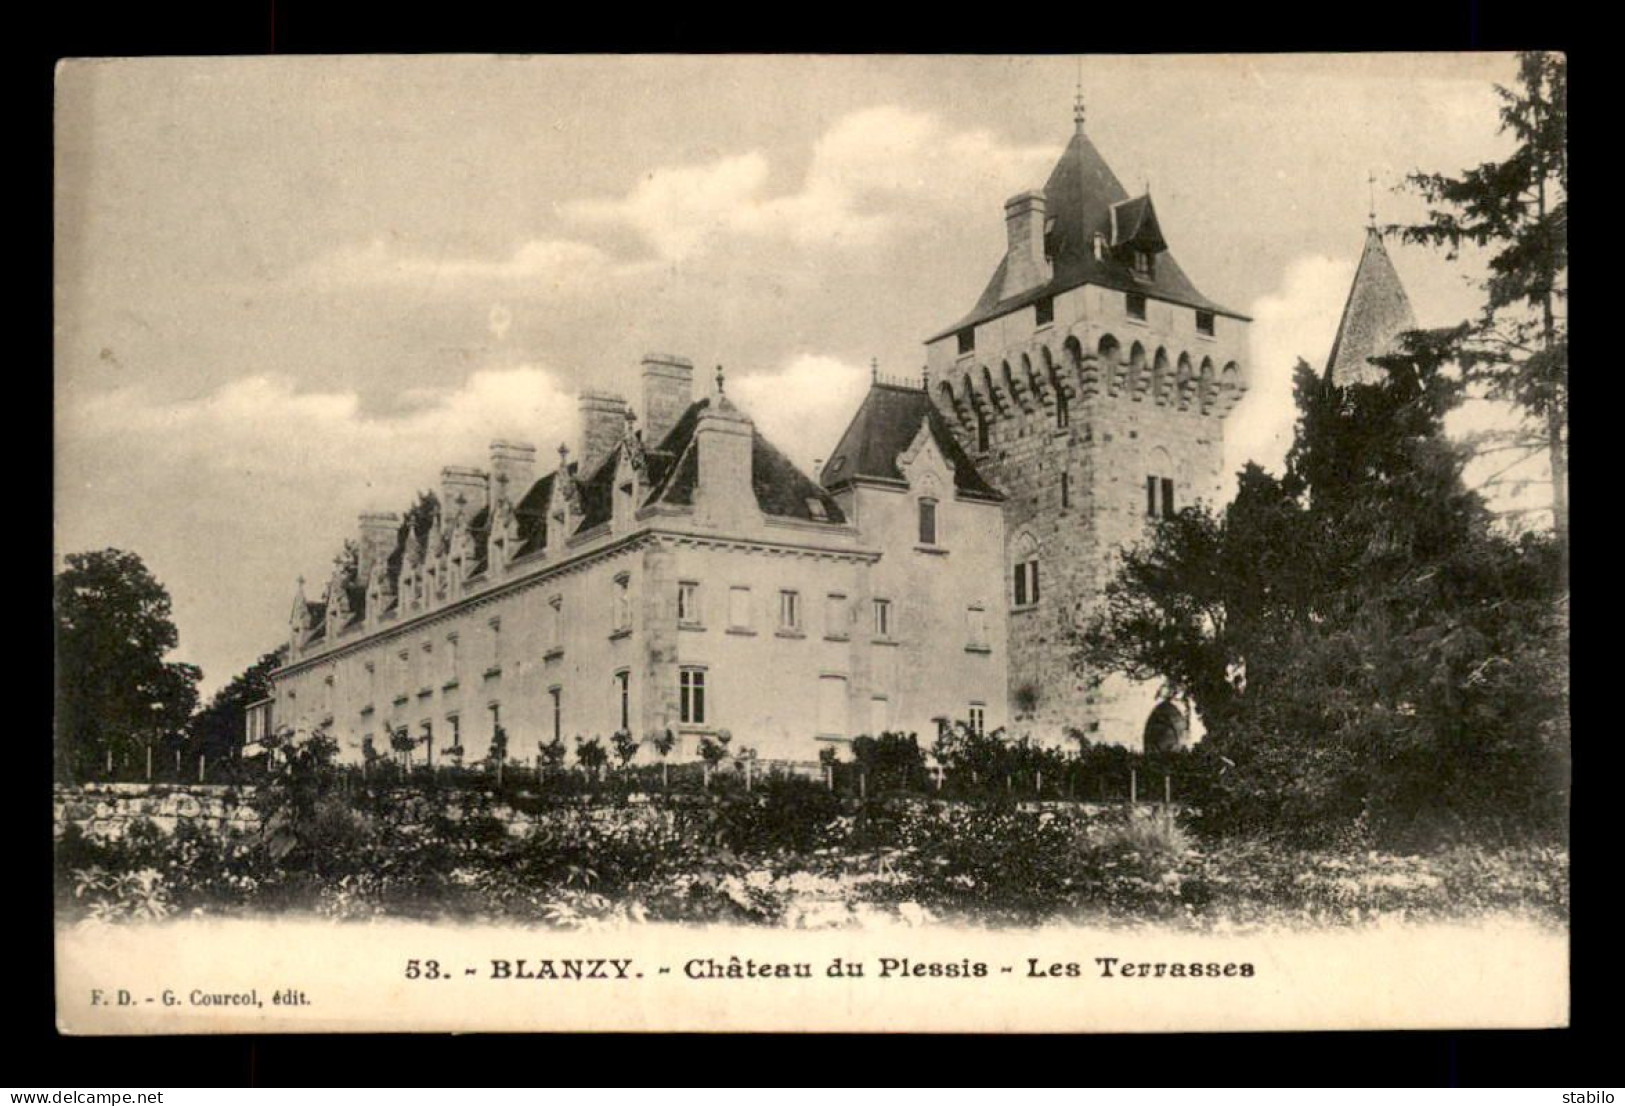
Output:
[
  {"xmin": 1110, "ymin": 194, "xmax": 1166, "ymax": 251},
  {"xmin": 928, "ymin": 127, "xmax": 1244, "ymax": 342},
  {"xmin": 819, "ymin": 383, "xmax": 1003, "ymax": 501},
  {"xmin": 512, "ymin": 472, "xmax": 555, "ymax": 558},
  {"xmin": 645, "ymin": 398, "xmax": 846, "ymax": 524},
  {"xmin": 1325, "ymin": 228, "xmax": 1418, "ymax": 386}
]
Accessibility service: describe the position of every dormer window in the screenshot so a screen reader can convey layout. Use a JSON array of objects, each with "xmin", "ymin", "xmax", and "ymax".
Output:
[
  {"xmin": 1092, "ymin": 233, "xmax": 1107, "ymax": 261},
  {"xmin": 1132, "ymin": 250, "xmax": 1155, "ymax": 279}
]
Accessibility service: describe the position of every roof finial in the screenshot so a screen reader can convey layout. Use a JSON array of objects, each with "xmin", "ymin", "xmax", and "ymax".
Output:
[
  {"xmin": 1073, "ymin": 64, "xmax": 1086, "ymax": 133},
  {"xmin": 1367, "ymin": 170, "xmax": 1378, "ymax": 230},
  {"xmin": 715, "ymin": 364, "xmax": 726, "ymax": 396},
  {"xmin": 870, "ymin": 356, "xmax": 879, "ymax": 384}
]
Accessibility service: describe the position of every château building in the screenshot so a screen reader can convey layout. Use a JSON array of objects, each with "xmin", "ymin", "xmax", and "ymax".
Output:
[{"xmin": 257, "ymin": 97, "xmax": 1255, "ymax": 765}]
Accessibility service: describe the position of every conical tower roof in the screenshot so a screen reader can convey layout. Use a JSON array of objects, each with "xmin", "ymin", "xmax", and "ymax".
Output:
[{"xmin": 1325, "ymin": 228, "xmax": 1417, "ymax": 386}]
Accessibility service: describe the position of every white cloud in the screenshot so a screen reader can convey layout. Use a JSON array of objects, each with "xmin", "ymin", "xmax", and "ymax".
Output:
[
  {"xmin": 60, "ymin": 366, "xmax": 581, "ymax": 693},
  {"xmin": 303, "ymin": 236, "xmax": 649, "ymax": 295},
  {"xmin": 730, "ymin": 354, "xmax": 871, "ymax": 476},
  {"xmin": 564, "ymin": 106, "xmax": 1059, "ymax": 261},
  {"xmin": 1224, "ymin": 253, "xmax": 1355, "ymax": 488}
]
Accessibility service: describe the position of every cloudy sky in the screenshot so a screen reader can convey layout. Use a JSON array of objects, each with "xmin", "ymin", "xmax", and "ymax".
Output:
[{"xmin": 55, "ymin": 53, "xmax": 1526, "ymax": 696}]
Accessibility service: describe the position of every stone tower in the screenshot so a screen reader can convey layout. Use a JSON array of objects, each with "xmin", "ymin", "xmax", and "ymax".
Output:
[{"xmin": 923, "ymin": 99, "xmax": 1250, "ymax": 748}]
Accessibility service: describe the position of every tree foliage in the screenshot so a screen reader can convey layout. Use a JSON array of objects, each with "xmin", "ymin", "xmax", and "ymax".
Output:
[
  {"xmin": 1077, "ymin": 345, "xmax": 1568, "ymax": 845},
  {"xmin": 185, "ymin": 647, "xmax": 285, "ymax": 765},
  {"xmin": 55, "ymin": 549, "xmax": 202, "ymax": 782},
  {"xmin": 1393, "ymin": 50, "xmax": 1567, "ymax": 567}
]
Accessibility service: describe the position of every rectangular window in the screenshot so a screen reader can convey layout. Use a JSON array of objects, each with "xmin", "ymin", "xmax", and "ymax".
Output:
[
  {"xmin": 918, "ymin": 498, "xmax": 938, "ymax": 545},
  {"xmin": 1132, "ymin": 250, "xmax": 1154, "ymax": 279},
  {"xmin": 614, "ymin": 670, "xmax": 630, "ymax": 732},
  {"xmin": 1014, "ymin": 560, "xmax": 1040, "ymax": 607},
  {"xmin": 967, "ymin": 605, "xmax": 988, "ymax": 649},
  {"xmin": 779, "ymin": 589, "xmax": 801, "ymax": 631},
  {"xmin": 1061, "ymin": 471, "xmax": 1070, "ymax": 509},
  {"xmin": 969, "ymin": 703, "xmax": 987, "ymax": 737},
  {"xmin": 1161, "ymin": 477, "xmax": 1175, "ymax": 519},
  {"xmin": 1127, "ymin": 292, "xmax": 1147, "ymax": 320},
  {"xmin": 680, "ymin": 668, "xmax": 707, "ymax": 725},
  {"xmin": 612, "ymin": 573, "xmax": 632, "ymax": 632},
  {"xmin": 870, "ymin": 696, "xmax": 890, "ymax": 738},
  {"xmin": 1196, "ymin": 309, "xmax": 1215, "ymax": 336},
  {"xmin": 447, "ymin": 713, "xmax": 460, "ymax": 751},
  {"xmin": 818, "ymin": 674, "xmax": 848, "ymax": 737},
  {"xmin": 728, "ymin": 586, "xmax": 752, "ymax": 629},
  {"xmin": 873, "ymin": 598, "xmax": 892, "ymax": 638},
  {"xmin": 825, "ymin": 593, "xmax": 847, "ymax": 638},
  {"xmin": 1056, "ymin": 389, "xmax": 1069, "ymax": 429},
  {"xmin": 488, "ymin": 617, "xmax": 502, "ymax": 668},
  {"xmin": 445, "ymin": 634, "xmax": 458, "ymax": 683},
  {"xmin": 489, "ymin": 702, "xmax": 502, "ymax": 747},
  {"xmin": 677, "ymin": 581, "xmax": 700, "ymax": 625},
  {"xmin": 547, "ymin": 596, "xmax": 563, "ymax": 650},
  {"xmin": 1035, "ymin": 296, "xmax": 1054, "ymax": 327},
  {"xmin": 1146, "ymin": 475, "xmax": 1159, "ymax": 518},
  {"xmin": 549, "ymin": 686, "xmax": 562, "ymax": 743},
  {"xmin": 956, "ymin": 327, "xmax": 975, "ymax": 355}
]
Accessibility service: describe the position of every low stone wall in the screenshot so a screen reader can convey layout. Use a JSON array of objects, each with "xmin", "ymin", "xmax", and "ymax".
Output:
[{"xmin": 54, "ymin": 783, "xmax": 261, "ymax": 842}]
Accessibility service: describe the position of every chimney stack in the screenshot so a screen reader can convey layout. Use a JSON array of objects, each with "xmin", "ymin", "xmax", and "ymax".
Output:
[
  {"xmin": 488, "ymin": 440, "xmax": 537, "ymax": 509},
  {"xmin": 641, "ymin": 353, "xmax": 694, "ymax": 448},
  {"xmin": 440, "ymin": 466, "xmax": 488, "ymax": 525},
  {"xmin": 1002, "ymin": 190, "xmax": 1051, "ymax": 298},
  {"xmin": 356, "ymin": 512, "xmax": 400, "ymax": 582},
  {"xmin": 579, "ymin": 390, "xmax": 630, "ymax": 476},
  {"xmin": 694, "ymin": 368, "xmax": 755, "ymax": 530}
]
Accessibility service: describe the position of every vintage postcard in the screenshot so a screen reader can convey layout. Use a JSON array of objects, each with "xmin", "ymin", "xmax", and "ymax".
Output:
[{"xmin": 52, "ymin": 53, "xmax": 1569, "ymax": 1034}]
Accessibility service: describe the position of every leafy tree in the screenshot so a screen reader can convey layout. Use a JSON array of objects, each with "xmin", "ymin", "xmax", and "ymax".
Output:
[
  {"xmin": 611, "ymin": 729, "xmax": 640, "ymax": 770},
  {"xmin": 575, "ymin": 735, "xmax": 608, "ymax": 779},
  {"xmin": 538, "ymin": 735, "xmax": 566, "ymax": 776},
  {"xmin": 55, "ymin": 549, "xmax": 202, "ymax": 782},
  {"xmin": 1394, "ymin": 51, "xmax": 1567, "ymax": 579},
  {"xmin": 696, "ymin": 736, "xmax": 728, "ymax": 769},
  {"xmin": 186, "ymin": 646, "xmax": 285, "ymax": 767},
  {"xmin": 850, "ymin": 732, "xmax": 925, "ymax": 792},
  {"xmin": 1077, "ymin": 345, "xmax": 1568, "ymax": 844}
]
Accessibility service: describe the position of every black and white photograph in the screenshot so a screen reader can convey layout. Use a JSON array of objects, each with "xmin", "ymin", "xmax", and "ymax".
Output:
[{"xmin": 52, "ymin": 52, "xmax": 1569, "ymax": 1034}]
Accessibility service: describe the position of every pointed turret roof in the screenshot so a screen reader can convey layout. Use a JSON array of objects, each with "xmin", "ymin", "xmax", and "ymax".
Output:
[
  {"xmin": 929, "ymin": 124, "xmax": 1243, "ymax": 342},
  {"xmin": 1325, "ymin": 227, "xmax": 1418, "ymax": 386}
]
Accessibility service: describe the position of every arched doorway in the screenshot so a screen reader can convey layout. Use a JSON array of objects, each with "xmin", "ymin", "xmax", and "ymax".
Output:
[{"xmin": 1143, "ymin": 700, "xmax": 1188, "ymax": 752}]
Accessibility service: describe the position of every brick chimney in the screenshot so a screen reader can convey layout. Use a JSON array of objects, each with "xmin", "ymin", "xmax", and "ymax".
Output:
[
  {"xmin": 487, "ymin": 440, "xmax": 537, "ymax": 509},
  {"xmin": 439, "ymin": 467, "xmax": 487, "ymax": 525},
  {"xmin": 1002, "ymin": 190, "xmax": 1051, "ymax": 298},
  {"xmin": 356, "ymin": 512, "xmax": 400, "ymax": 582},
  {"xmin": 641, "ymin": 353, "xmax": 694, "ymax": 448},
  {"xmin": 579, "ymin": 390, "xmax": 630, "ymax": 477},
  {"xmin": 694, "ymin": 368, "xmax": 755, "ymax": 530}
]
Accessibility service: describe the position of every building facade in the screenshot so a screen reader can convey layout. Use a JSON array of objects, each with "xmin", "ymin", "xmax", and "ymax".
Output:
[
  {"xmin": 266, "ymin": 357, "xmax": 1008, "ymax": 766},
  {"xmin": 261, "ymin": 101, "xmax": 1257, "ymax": 762}
]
